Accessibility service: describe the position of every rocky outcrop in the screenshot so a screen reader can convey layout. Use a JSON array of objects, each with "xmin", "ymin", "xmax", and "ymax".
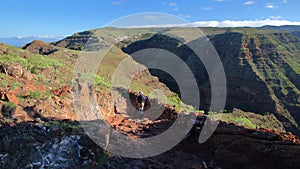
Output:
[
  {"xmin": 4, "ymin": 91, "xmax": 19, "ymax": 105},
  {"xmin": 22, "ymin": 40, "xmax": 58, "ymax": 55},
  {"xmin": 101, "ymin": 117, "xmax": 300, "ymax": 169},
  {"xmin": 0, "ymin": 62, "xmax": 32, "ymax": 79},
  {"xmin": 52, "ymin": 31, "xmax": 100, "ymax": 51},
  {"xmin": 51, "ymin": 85, "xmax": 72, "ymax": 97}
]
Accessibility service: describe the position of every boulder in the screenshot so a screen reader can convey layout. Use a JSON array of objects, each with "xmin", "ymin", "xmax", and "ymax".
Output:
[
  {"xmin": 7, "ymin": 64, "xmax": 23, "ymax": 77},
  {"xmin": 21, "ymin": 70, "xmax": 33, "ymax": 80}
]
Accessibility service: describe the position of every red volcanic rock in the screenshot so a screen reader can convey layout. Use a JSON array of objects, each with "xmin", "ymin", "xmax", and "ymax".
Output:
[
  {"xmin": 13, "ymin": 87, "xmax": 29, "ymax": 98},
  {"xmin": 37, "ymin": 84, "xmax": 47, "ymax": 93},
  {"xmin": 5, "ymin": 91, "xmax": 19, "ymax": 105},
  {"xmin": 22, "ymin": 40, "xmax": 58, "ymax": 55},
  {"xmin": 51, "ymin": 85, "xmax": 72, "ymax": 97},
  {"xmin": 158, "ymin": 106, "xmax": 178, "ymax": 120},
  {"xmin": 22, "ymin": 81, "xmax": 38, "ymax": 91},
  {"xmin": 281, "ymin": 132, "xmax": 300, "ymax": 143}
]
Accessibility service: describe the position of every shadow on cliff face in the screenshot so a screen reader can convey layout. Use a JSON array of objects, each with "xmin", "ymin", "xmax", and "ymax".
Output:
[
  {"xmin": 121, "ymin": 33, "xmax": 276, "ymax": 113},
  {"xmin": 121, "ymin": 32, "xmax": 300, "ymax": 135},
  {"xmin": 122, "ymin": 34, "xmax": 210, "ymax": 111}
]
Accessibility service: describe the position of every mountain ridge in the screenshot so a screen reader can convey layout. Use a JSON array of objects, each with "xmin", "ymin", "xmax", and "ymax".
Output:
[
  {"xmin": 46, "ymin": 26, "xmax": 300, "ymax": 135},
  {"xmin": 1, "ymin": 26, "xmax": 300, "ymax": 168}
]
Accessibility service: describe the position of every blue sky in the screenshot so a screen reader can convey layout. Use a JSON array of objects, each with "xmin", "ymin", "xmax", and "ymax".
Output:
[{"xmin": 0, "ymin": 0, "xmax": 299, "ymax": 37}]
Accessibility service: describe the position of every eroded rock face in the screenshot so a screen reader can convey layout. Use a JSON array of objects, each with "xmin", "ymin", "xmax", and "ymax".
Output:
[
  {"xmin": 51, "ymin": 85, "xmax": 72, "ymax": 97},
  {"xmin": 121, "ymin": 32, "xmax": 300, "ymax": 135},
  {"xmin": 1, "ymin": 86, "xmax": 300, "ymax": 169},
  {"xmin": 22, "ymin": 40, "xmax": 58, "ymax": 55},
  {"xmin": 188, "ymin": 122, "xmax": 300, "ymax": 169},
  {"xmin": 0, "ymin": 64, "xmax": 298, "ymax": 168},
  {"xmin": 5, "ymin": 91, "xmax": 19, "ymax": 105},
  {"xmin": 99, "ymin": 120, "xmax": 300, "ymax": 169},
  {"xmin": 52, "ymin": 32, "xmax": 100, "ymax": 51}
]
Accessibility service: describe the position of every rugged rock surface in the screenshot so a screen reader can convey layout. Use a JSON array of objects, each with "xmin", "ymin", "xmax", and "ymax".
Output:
[
  {"xmin": 0, "ymin": 122, "xmax": 106, "ymax": 169},
  {"xmin": 100, "ymin": 120, "xmax": 300, "ymax": 169},
  {"xmin": 22, "ymin": 40, "xmax": 58, "ymax": 55},
  {"xmin": 1, "ymin": 109, "xmax": 300, "ymax": 169},
  {"xmin": 53, "ymin": 31, "xmax": 100, "ymax": 51},
  {"xmin": 121, "ymin": 30, "xmax": 300, "ymax": 135}
]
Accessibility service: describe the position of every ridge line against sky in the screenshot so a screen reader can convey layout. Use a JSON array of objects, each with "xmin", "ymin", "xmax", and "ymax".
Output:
[
  {"xmin": 117, "ymin": 18, "xmax": 300, "ymax": 28},
  {"xmin": 2, "ymin": 19, "xmax": 300, "ymax": 38},
  {"xmin": 1, "ymin": 0, "xmax": 300, "ymax": 37}
]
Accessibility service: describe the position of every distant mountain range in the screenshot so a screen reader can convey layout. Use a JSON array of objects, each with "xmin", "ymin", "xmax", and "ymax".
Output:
[
  {"xmin": 1, "ymin": 25, "xmax": 300, "ymax": 47},
  {"xmin": 259, "ymin": 25, "xmax": 300, "ymax": 32},
  {"xmin": 0, "ymin": 36, "xmax": 66, "ymax": 47}
]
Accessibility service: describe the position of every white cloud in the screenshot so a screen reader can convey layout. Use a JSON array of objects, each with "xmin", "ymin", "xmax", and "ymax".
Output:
[
  {"xmin": 169, "ymin": 2, "xmax": 179, "ymax": 11},
  {"xmin": 268, "ymin": 16, "xmax": 282, "ymax": 20},
  {"xmin": 202, "ymin": 6, "xmax": 213, "ymax": 10},
  {"xmin": 112, "ymin": 0, "xmax": 125, "ymax": 6},
  {"xmin": 282, "ymin": 0, "xmax": 288, "ymax": 3},
  {"xmin": 191, "ymin": 19, "xmax": 300, "ymax": 27},
  {"xmin": 17, "ymin": 36, "xmax": 25, "ymax": 39},
  {"xmin": 179, "ymin": 14, "xmax": 191, "ymax": 18},
  {"xmin": 163, "ymin": 2, "xmax": 179, "ymax": 11},
  {"xmin": 266, "ymin": 3, "xmax": 278, "ymax": 9},
  {"xmin": 123, "ymin": 19, "xmax": 300, "ymax": 28},
  {"xmin": 244, "ymin": 1, "xmax": 255, "ymax": 5}
]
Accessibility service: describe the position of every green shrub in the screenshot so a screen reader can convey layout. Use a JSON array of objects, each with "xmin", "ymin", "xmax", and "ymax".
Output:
[
  {"xmin": 0, "ymin": 52, "xmax": 62, "ymax": 75},
  {"xmin": 6, "ymin": 101, "xmax": 16, "ymax": 108},
  {"xmin": 79, "ymin": 73, "xmax": 111, "ymax": 89},
  {"xmin": 11, "ymin": 82, "xmax": 23, "ymax": 90},
  {"xmin": 166, "ymin": 94, "xmax": 195, "ymax": 112},
  {"xmin": 232, "ymin": 117, "xmax": 256, "ymax": 129},
  {"xmin": 29, "ymin": 91, "xmax": 41, "ymax": 99},
  {"xmin": 0, "ymin": 54, "xmax": 27, "ymax": 67},
  {"xmin": 167, "ymin": 95, "xmax": 181, "ymax": 107},
  {"xmin": 0, "ymin": 79, "xmax": 9, "ymax": 88},
  {"xmin": 28, "ymin": 54, "xmax": 62, "ymax": 73}
]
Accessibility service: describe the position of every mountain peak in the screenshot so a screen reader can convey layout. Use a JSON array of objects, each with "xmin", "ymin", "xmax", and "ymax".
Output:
[{"xmin": 22, "ymin": 39, "xmax": 58, "ymax": 55}]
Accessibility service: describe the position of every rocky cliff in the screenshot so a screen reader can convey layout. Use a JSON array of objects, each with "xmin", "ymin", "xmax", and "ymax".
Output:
[{"xmin": 120, "ymin": 29, "xmax": 300, "ymax": 135}]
